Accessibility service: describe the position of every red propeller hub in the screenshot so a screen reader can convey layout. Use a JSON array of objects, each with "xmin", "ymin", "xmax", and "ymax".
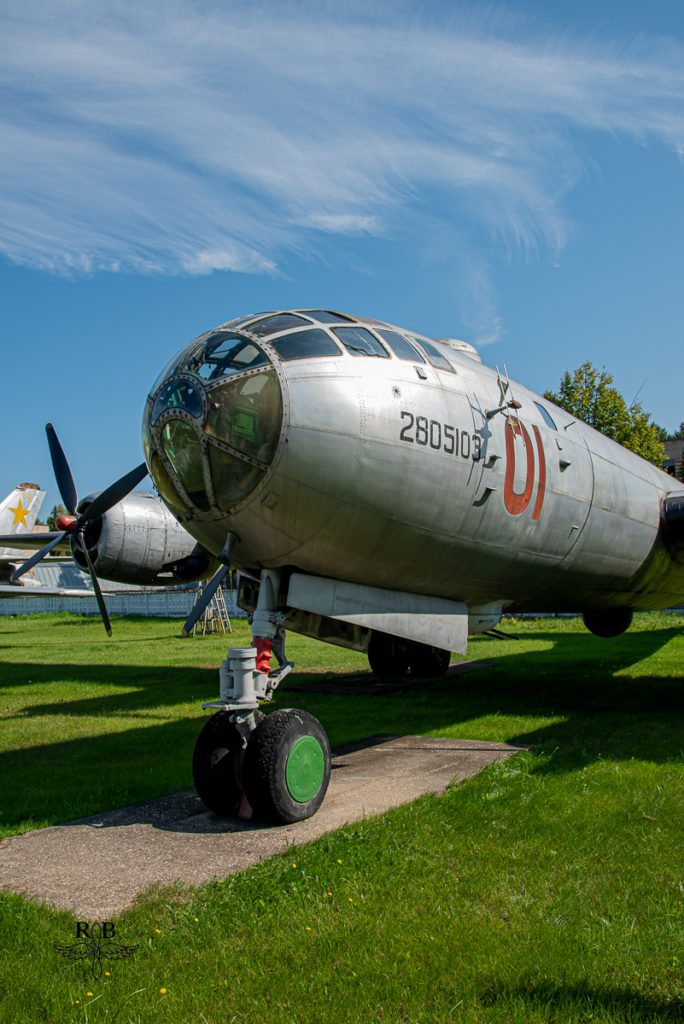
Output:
[{"xmin": 55, "ymin": 514, "xmax": 79, "ymax": 533}]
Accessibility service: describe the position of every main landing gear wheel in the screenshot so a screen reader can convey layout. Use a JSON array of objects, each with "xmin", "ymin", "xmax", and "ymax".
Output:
[
  {"xmin": 367, "ymin": 631, "xmax": 451, "ymax": 679},
  {"xmin": 367, "ymin": 632, "xmax": 411, "ymax": 678},
  {"xmin": 192, "ymin": 710, "xmax": 263, "ymax": 816},
  {"xmin": 242, "ymin": 709, "xmax": 331, "ymax": 824},
  {"xmin": 408, "ymin": 644, "xmax": 451, "ymax": 678}
]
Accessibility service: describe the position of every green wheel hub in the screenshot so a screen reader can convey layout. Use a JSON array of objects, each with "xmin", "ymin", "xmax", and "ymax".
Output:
[{"xmin": 285, "ymin": 735, "xmax": 326, "ymax": 803}]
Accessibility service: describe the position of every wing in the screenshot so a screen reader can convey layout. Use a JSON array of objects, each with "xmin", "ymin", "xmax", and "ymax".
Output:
[
  {"xmin": 0, "ymin": 532, "xmax": 70, "ymax": 552},
  {"xmin": 0, "ymin": 585, "xmax": 96, "ymax": 598},
  {"xmin": 0, "ymin": 559, "xmax": 96, "ymax": 597}
]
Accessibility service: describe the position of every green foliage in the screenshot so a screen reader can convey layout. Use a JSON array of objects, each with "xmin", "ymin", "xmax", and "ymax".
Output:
[
  {"xmin": 656, "ymin": 421, "xmax": 684, "ymax": 442},
  {"xmin": 46, "ymin": 503, "xmax": 66, "ymax": 530},
  {"xmin": 544, "ymin": 361, "xmax": 665, "ymax": 466}
]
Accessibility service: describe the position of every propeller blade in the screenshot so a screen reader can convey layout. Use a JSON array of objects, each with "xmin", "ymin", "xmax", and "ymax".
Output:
[
  {"xmin": 78, "ymin": 462, "xmax": 148, "ymax": 523},
  {"xmin": 181, "ymin": 564, "xmax": 230, "ymax": 637},
  {"xmin": 79, "ymin": 535, "xmax": 112, "ymax": 636},
  {"xmin": 10, "ymin": 532, "xmax": 68, "ymax": 582},
  {"xmin": 46, "ymin": 424, "xmax": 78, "ymax": 515}
]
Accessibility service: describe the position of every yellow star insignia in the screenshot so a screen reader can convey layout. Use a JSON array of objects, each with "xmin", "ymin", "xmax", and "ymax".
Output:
[{"xmin": 9, "ymin": 500, "xmax": 29, "ymax": 527}]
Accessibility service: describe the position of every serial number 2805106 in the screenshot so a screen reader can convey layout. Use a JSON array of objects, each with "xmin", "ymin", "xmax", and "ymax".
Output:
[{"xmin": 399, "ymin": 411, "xmax": 482, "ymax": 460}]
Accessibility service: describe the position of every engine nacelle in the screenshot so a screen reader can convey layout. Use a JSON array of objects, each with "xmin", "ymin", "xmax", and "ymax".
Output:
[
  {"xmin": 661, "ymin": 493, "xmax": 684, "ymax": 564},
  {"xmin": 71, "ymin": 491, "xmax": 216, "ymax": 585},
  {"xmin": 582, "ymin": 608, "xmax": 633, "ymax": 638}
]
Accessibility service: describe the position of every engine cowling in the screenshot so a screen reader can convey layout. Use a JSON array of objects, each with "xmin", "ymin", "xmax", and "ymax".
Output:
[
  {"xmin": 582, "ymin": 608, "xmax": 633, "ymax": 638},
  {"xmin": 661, "ymin": 493, "xmax": 684, "ymax": 564},
  {"xmin": 70, "ymin": 491, "xmax": 216, "ymax": 585}
]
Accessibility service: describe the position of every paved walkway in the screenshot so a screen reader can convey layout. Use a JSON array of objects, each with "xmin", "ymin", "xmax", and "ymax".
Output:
[{"xmin": 0, "ymin": 735, "xmax": 527, "ymax": 918}]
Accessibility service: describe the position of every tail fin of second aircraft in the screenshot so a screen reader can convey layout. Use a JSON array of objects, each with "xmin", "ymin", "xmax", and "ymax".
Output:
[{"xmin": 0, "ymin": 483, "xmax": 47, "ymax": 558}]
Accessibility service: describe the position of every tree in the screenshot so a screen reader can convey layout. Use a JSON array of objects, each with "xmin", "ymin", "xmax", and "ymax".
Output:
[
  {"xmin": 544, "ymin": 361, "xmax": 665, "ymax": 467},
  {"xmin": 654, "ymin": 421, "xmax": 684, "ymax": 441},
  {"xmin": 47, "ymin": 503, "xmax": 66, "ymax": 531}
]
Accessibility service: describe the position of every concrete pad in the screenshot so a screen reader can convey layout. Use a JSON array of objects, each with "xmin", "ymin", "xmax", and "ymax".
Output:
[{"xmin": 0, "ymin": 735, "xmax": 527, "ymax": 919}]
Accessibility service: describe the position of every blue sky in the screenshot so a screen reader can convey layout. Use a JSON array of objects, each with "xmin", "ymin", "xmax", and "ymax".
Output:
[{"xmin": 2, "ymin": 0, "xmax": 684, "ymax": 515}]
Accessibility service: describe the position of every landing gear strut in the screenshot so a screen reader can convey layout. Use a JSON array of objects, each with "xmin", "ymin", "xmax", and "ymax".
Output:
[{"xmin": 193, "ymin": 569, "xmax": 331, "ymax": 824}]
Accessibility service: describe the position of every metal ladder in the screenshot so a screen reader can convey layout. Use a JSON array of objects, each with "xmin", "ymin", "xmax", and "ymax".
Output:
[{"xmin": 192, "ymin": 580, "xmax": 233, "ymax": 636}]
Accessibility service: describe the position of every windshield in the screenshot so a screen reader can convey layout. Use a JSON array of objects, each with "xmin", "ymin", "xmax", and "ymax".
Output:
[{"xmin": 181, "ymin": 332, "xmax": 269, "ymax": 382}]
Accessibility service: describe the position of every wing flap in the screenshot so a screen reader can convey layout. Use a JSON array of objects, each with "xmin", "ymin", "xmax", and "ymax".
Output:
[{"xmin": 287, "ymin": 573, "xmax": 468, "ymax": 654}]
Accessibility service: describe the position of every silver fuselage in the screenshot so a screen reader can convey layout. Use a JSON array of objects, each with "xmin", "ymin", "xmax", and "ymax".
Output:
[{"xmin": 142, "ymin": 310, "xmax": 684, "ymax": 616}]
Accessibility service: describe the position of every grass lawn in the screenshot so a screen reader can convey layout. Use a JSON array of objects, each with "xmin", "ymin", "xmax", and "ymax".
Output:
[{"xmin": 0, "ymin": 611, "xmax": 682, "ymax": 1023}]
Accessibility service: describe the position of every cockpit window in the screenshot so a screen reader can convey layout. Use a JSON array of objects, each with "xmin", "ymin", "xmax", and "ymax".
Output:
[
  {"xmin": 150, "ymin": 452, "xmax": 189, "ymax": 512},
  {"xmin": 151, "ymin": 378, "xmax": 204, "ymax": 425},
  {"xmin": 247, "ymin": 313, "xmax": 313, "ymax": 336},
  {"xmin": 376, "ymin": 330, "xmax": 425, "ymax": 362},
  {"xmin": 299, "ymin": 310, "xmax": 353, "ymax": 324},
  {"xmin": 270, "ymin": 328, "xmax": 341, "ymax": 361},
  {"xmin": 183, "ymin": 332, "xmax": 269, "ymax": 381},
  {"xmin": 534, "ymin": 402, "xmax": 557, "ymax": 429},
  {"xmin": 332, "ymin": 326, "xmax": 389, "ymax": 358},
  {"xmin": 148, "ymin": 338, "xmax": 199, "ymax": 398},
  {"xmin": 411, "ymin": 337, "xmax": 454, "ymax": 372},
  {"xmin": 205, "ymin": 370, "xmax": 282, "ymax": 465},
  {"xmin": 208, "ymin": 445, "xmax": 264, "ymax": 509},
  {"xmin": 161, "ymin": 420, "xmax": 210, "ymax": 510},
  {"xmin": 219, "ymin": 314, "xmax": 260, "ymax": 328}
]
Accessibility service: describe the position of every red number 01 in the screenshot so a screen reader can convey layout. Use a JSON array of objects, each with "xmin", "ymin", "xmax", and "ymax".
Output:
[{"xmin": 503, "ymin": 418, "xmax": 546, "ymax": 521}]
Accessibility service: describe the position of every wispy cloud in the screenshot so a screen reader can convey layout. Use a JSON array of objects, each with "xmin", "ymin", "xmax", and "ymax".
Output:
[{"xmin": 2, "ymin": 1, "xmax": 684, "ymax": 339}]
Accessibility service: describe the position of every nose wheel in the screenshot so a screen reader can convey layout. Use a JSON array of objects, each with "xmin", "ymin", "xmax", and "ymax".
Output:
[
  {"xmin": 243, "ymin": 709, "xmax": 331, "ymax": 824},
  {"xmin": 192, "ymin": 710, "xmax": 264, "ymax": 817}
]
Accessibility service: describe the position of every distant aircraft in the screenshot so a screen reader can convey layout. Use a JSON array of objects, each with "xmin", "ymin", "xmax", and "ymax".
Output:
[
  {"xmin": 0, "ymin": 482, "xmax": 207, "ymax": 603},
  {"xmin": 0, "ymin": 482, "xmax": 94, "ymax": 597},
  {"xmin": 11, "ymin": 309, "xmax": 684, "ymax": 824},
  {"xmin": 4, "ymin": 466, "xmax": 216, "ymax": 620},
  {"xmin": 0, "ymin": 484, "xmax": 75, "ymax": 596},
  {"xmin": 0, "ymin": 483, "xmax": 46, "ymax": 545}
]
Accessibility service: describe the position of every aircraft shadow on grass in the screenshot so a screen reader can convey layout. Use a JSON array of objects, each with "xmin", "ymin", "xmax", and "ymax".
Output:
[
  {"xmin": 1, "ymin": 624, "xmax": 682, "ymax": 834},
  {"xmin": 479, "ymin": 980, "xmax": 683, "ymax": 1022}
]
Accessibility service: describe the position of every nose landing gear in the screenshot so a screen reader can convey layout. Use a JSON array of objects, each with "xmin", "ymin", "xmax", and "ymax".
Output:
[{"xmin": 193, "ymin": 569, "xmax": 331, "ymax": 825}]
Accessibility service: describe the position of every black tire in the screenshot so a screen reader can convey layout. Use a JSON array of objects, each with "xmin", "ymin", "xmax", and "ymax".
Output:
[
  {"xmin": 192, "ymin": 710, "xmax": 263, "ymax": 817},
  {"xmin": 367, "ymin": 631, "xmax": 411, "ymax": 678},
  {"xmin": 407, "ymin": 642, "xmax": 451, "ymax": 679},
  {"xmin": 242, "ymin": 709, "xmax": 331, "ymax": 824},
  {"xmin": 582, "ymin": 609, "xmax": 633, "ymax": 638}
]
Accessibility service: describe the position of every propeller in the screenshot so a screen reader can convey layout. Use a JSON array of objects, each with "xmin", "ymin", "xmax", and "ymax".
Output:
[
  {"xmin": 181, "ymin": 534, "xmax": 233, "ymax": 637},
  {"xmin": 11, "ymin": 424, "xmax": 148, "ymax": 635}
]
